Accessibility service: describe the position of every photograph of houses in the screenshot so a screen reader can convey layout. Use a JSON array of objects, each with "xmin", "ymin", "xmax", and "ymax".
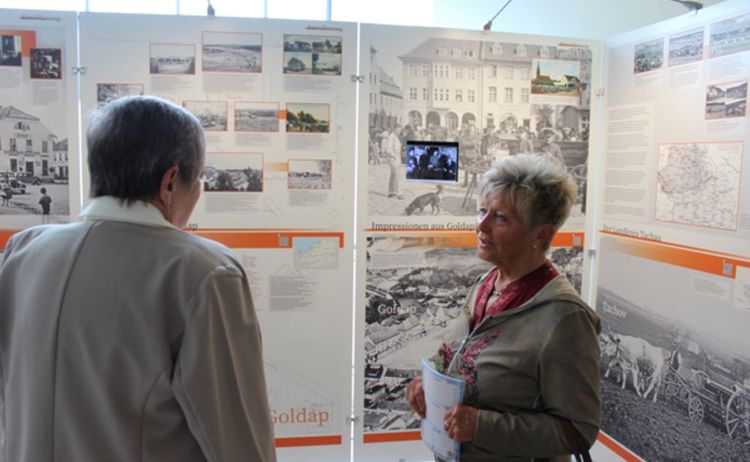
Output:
[
  {"xmin": 202, "ymin": 31, "xmax": 262, "ymax": 73},
  {"xmin": 634, "ymin": 38, "xmax": 664, "ymax": 74},
  {"xmin": 149, "ymin": 43, "xmax": 195, "ymax": 75},
  {"xmin": 288, "ymin": 159, "xmax": 332, "ymax": 190},
  {"xmin": 96, "ymin": 83, "xmax": 144, "ymax": 106},
  {"xmin": 669, "ymin": 28, "xmax": 704, "ymax": 67},
  {"xmin": 709, "ymin": 12, "xmax": 750, "ymax": 58},
  {"xmin": 705, "ymin": 80, "xmax": 747, "ymax": 119},
  {"xmin": 202, "ymin": 153, "xmax": 263, "ymax": 193},
  {"xmin": 286, "ymin": 103, "xmax": 330, "ymax": 133},
  {"xmin": 530, "ymin": 58, "xmax": 581, "ymax": 97},
  {"xmin": 183, "ymin": 100, "xmax": 228, "ymax": 131},
  {"xmin": 234, "ymin": 101, "xmax": 279, "ymax": 132},
  {"xmin": 283, "ymin": 34, "xmax": 342, "ymax": 75}
]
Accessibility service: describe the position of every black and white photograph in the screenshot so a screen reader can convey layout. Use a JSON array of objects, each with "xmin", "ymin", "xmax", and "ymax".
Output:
[
  {"xmin": 288, "ymin": 159, "xmax": 332, "ymax": 190},
  {"xmin": 234, "ymin": 101, "xmax": 279, "ymax": 132},
  {"xmin": 202, "ymin": 31, "xmax": 262, "ymax": 73},
  {"xmin": 362, "ymin": 30, "xmax": 592, "ymax": 227},
  {"xmin": 283, "ymin": 34, "xmax": 342, "ymax": 75},
  {"xmin": 0, "ymin": 105, "xmax": 70, "ymax": 224},
  {"xmin": 709, "ymin": 13, "xmax": 750, "ymax": 58},
  {"xmin": 202, "ymin": 153, "xmax": 263, "ymax": 193},
  {"xmin": 149, "ymin": 43, "xmax": 195, "ymax": 75},
  {"xmin": 0, "ymin": 34, "xmax": 22, "ymax": 67},
  {"xmin": 96, "ymin": 83, "xmax": 144, "ymax": 106},
  {"xmin": 668, "ymin": 28, "xmax": 704, "ymax": 67},
  {"xmin": 597, "ymin": 237, "xmax": 750, "ymax": 462},
  {"xmin": 405, "ymin": 141, "xmax": 459, "ymax": 183},
  {"xmin": 29, "ymin": 48, "xmax": 62, "ymax": 79},
  {"xmin": 633, "ymin": 38, "xmax": 664, "ymax": 74},
  {"xmin": 183, "ymin": 100, "xmax": 228, "ymax": 131},
  {"xmin": 530, "ymin": 58, "xmax": 581, "ymax": 97},
  {"xmin": 705, "ymin": 81, "xmax": 747, "ymax": 120},
  {"xmin": 286, "ymin": 103, "xmax": 330, "ymax": 133}
]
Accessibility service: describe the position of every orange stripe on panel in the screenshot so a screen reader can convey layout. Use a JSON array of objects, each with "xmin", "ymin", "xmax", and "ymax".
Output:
[
  {"xmin": 0, "ymin": 30, "xmax": 36, "ymax": 57},
  {"xmin": 192, "ymin": 230, "xmax": 345, "ymax": 249},
  {"xmin": 552, "ymin": 231, "xmax": 585, "ymax": 248},
  {"xmin": 363, "ymin": 430, "xmax": 421, "ymax": 443},
  {"xmin": 266, "ymin": 162, "xmax": 289, "ymax": 172},
  {"xmin": 600, "ymin": 231, "xmax": 749, "ymax": 278},
  {"xmin": 0, "ymin": 230, "xmax": 17, "ymax": 249},
  {"xmin": 597, "ymin": 432, "xmax": 644, "ymax": 462},
  {"xmin": 275, "ymin": 435, "xmax": 342, "ymax": 448},
  {"xmin": 279, "ymin": 109, "xmax": 287, "ymax": 120}
]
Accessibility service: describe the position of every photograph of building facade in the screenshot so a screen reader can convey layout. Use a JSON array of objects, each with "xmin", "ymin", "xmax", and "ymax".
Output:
[{"xmin": 0, "ymin": 105, "xmax": 67, "ymax": 179}]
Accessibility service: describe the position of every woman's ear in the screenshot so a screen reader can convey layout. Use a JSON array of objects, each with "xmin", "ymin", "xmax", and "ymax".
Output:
[{"xmin": 534, "ymin": 223, "xmax": 556, "ymax": 248}]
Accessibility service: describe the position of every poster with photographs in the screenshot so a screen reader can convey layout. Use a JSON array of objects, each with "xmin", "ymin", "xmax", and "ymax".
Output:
[
  {"xmin": 358, "ymin": 25, "xmax": 597, "ymax": 232},
  {"xmin": 81, "ymin": 13, "xmax": 357, "ymax": 231},
  {"xmin": 283, "ymin": 34, "xmax": 342, "ymax": 76},
  {"xmin": 597, "ymin": 234, "xmax": 750, "ymax": 461},
  {"xmin": 0, "ymin": 11, "xmax": 80, "ymax": 231},
  {"xmin": 202, "ymin": 31, "xmax": 262, "ymax": 73}
]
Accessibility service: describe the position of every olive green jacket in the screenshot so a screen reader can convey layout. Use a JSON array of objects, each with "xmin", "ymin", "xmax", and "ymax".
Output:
[{"xmin": 445, "ymin": 270, "xmax": 601, "ymax": 462}]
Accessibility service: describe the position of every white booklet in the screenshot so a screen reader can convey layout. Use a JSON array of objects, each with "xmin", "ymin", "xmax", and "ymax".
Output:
[{"xmin": 421, "ymin": 357, "xmax": 465, "ymax": 462}]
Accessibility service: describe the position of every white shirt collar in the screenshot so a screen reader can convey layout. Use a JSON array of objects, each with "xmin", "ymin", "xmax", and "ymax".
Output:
[{"xmin": 80, "ymin": 196, "xmax": 178, "ymax": 230}]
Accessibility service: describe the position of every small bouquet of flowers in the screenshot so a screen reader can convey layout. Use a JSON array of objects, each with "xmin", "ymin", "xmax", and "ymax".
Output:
[{"xmin": 431, "ymin": 342, "xmax": 455, "ymax": 374}]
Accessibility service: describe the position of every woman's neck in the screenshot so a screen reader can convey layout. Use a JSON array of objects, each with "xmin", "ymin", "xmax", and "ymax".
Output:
[{"xmin": 495, "ymin": 254, "xmax": 548, "ymax": 288}]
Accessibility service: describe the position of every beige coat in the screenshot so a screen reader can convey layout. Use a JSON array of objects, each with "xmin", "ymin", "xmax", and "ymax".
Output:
[{"xmin": 0, "ymin": 197, "xmax": 276, "ymax": 462}]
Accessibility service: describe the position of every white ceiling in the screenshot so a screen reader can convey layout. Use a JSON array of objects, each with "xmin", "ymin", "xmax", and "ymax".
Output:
[{"xmin": 432, "ymin": 0, "xmax": 730, "ymax": 39}]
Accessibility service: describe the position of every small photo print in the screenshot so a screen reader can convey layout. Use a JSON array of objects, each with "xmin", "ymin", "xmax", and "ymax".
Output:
[
  {"xmin": 150, "ymin": 43, "xmax": 195, "ymax": 75},
  {"xmin": 96, "ymin": 83, "xmax": 144, "ymax": 106},
  {"xmin": 709, "ymin": 13, "xmax": 750, "ymax": 58},
  {"xmin": 286, "ymin": 103, "xmax": 330, "ymax": 133},
  {"xmin": 283, "ymin": 34, "xmax": 342, "ymax": 75},
  {"xmin": 531, "ymin": 58, "xmax": 581, "ymax": 97},
  {"xmin": 234, "ymin": 102, "xmax": 279, "ymax": 132},
  {"xmin": 705, "ymin": 81, "xmax": 747, "ymax": 120},
  {"xmin": 668, "ymin": 28, "xmax": 704, "ymax": 67},
  {"xmin": 202, "ymin": 153, "xmax": 263, "ymax": 193},
  {"xmin": 0, "ymin": 34, "xmax": 22, "ymax": 67},
  {"xmin": 634, "ymin": 38, "xmax": 664, "ymax": 74},
  {"xmin": 202, "ymin": 31, "xmax": 262, "ymax": 73},
  {"xmin": 183, "ymin": 100, "xmax": 228, "ymax": 131},
  {"xmin": 288, "ymin": 159, "xmax": 332, "ymax": 190},
  {"xmin": 30, "ymin": 48, "xmax": 62, "ymax": 79}
]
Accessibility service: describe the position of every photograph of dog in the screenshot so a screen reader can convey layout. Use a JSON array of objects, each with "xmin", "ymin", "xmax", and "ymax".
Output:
[{"xmin": 404, "ymin": 184, "xmax": 443, "ymax": 215}]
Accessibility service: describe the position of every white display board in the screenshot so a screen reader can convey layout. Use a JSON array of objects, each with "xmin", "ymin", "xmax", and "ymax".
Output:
[
  {"xmin": 0, "ymin": 9, "xmax": 80, "ymax": 230},
  {"xmin": 79, "ymin": 12, "xmax": 357, "ymax": 231},
  {"xmin": 596, "ymin": 1, "xmax": 750, "ymax": 460},
  {"xmin": 79, "ymin": 13, "xmax": 357, "ymax": 461},
  {"xmin": 354, "ymin": 23, "xmax": 601, "ymax": 461}
]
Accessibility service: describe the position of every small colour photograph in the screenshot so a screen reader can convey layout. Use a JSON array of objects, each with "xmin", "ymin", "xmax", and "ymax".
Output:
[
  {"xmin": 0, "ymin": 34, "xmax": 22, "ymax": 67},
  {"xmin": 530, "ymin": 58, "xmax": 581, "ymax": 97},
  {"xmin": 202, "ymin": 153, "xmax": 263, "ymax": 193},
  {"xmin": 30, "ymin": 48, "xmax": 62, "ymax": 79},
  {"xmin": 283, "ymin": 34, "xmax": 342, "ymax": 75},
  {"xmin": 149, "ymin": 43, "xmax": 196, "ymax": 75},
  {"xmin": 285, "ymin": 103, "xmax": 330, "ymax": 133},
  {"xmin": 202, "ymin": 31, "xmax": 262, "ymax": 73},
  {"xmin": 234, "ymin": 102, "xmax": 279, "ymax": 132},
  {"xmin": 288, "ymin": 159, "xmax": 332, "ymax": 190},
  {"xmin": 183, "ymin": 100, "xmax": 228, "ymax": 131},
  {"xmin": 96, "ymin": 83, "xmax": 144, "ymax": 106},
  {"xmin": 634, "ymin": 38, "xmax": 664, "ymax": 74}
]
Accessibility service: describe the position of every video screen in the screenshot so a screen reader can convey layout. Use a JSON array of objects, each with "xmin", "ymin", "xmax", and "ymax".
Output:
[{"xmin": 405, "ymin": 141, "xmax": 459, "ymax": 183}]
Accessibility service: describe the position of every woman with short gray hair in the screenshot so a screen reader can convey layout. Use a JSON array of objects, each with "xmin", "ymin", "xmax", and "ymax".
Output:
[
  {"xmin": 407, "ymin": 154, "xmax": 601, "ymax": 462},
  {"xmin": 0, "ymin": 96, "xmax": 277, "ymax": 462}
]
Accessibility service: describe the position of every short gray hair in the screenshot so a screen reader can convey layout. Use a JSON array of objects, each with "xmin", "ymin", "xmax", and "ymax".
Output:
[
  {"xmin": 87, "ymin": 95, "xmax": 205, "ymax": 201},
  {"xmin": 479, "ymin": 154, "xmax": 577, "ymax": 247}
]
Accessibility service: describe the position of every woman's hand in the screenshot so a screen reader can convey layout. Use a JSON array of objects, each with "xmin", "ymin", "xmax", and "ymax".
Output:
[
  {"xmin": 444, "ymin": 404, "xmax": 478, "ymax": 443},
  {"xmin": 405, "ymin": 377, "xmax": 426, "ymax": 418}
]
